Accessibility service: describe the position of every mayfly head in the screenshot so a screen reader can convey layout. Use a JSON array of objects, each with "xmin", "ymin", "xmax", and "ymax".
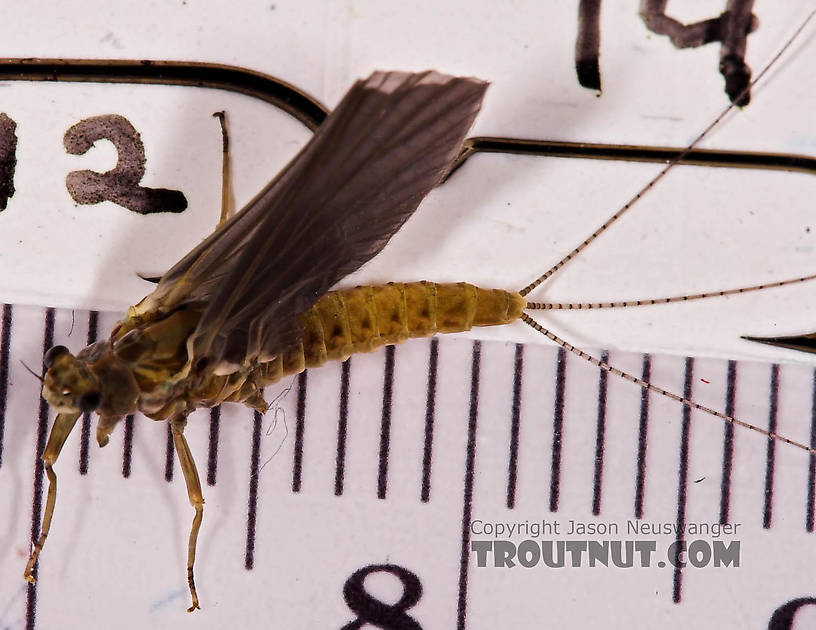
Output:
[{"xmin": 41, "ymin": 345, "xmax": 101, "ymax": 414}]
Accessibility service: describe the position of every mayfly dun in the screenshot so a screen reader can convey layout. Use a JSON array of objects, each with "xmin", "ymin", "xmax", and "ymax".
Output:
[{"xmin": 22, "ymin": 13, "xmax": 816, "ymax": 613}]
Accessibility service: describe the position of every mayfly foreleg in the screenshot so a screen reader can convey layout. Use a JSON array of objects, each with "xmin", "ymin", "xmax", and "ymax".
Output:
[
  {"xmin": 170, "ymin": 413, "xmax": 204, "ymax": 612},
  {"xmin": 134, "ymin": 111, "xmax": 235, "ymax": 287},
  {"xmin": 135, "ymin": 111, "xmax": 234, "ymax": 286},
  {"xmin": 23, "ymin": 412, "xmax": 80, "ymax": 583},
  {"xmin": 213, "ymin": 110, "xmax": 235, "ymax": 228}
]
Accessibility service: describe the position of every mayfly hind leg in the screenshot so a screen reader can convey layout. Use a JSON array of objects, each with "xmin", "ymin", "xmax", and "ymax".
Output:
[
  {"xmin": 170, "ymin": 413, "xmax": 204, "ymax": 612},
  {"xmin": 515, "ymin": 11, "xmax": 816, "ymax": 455},
  {"xmin": 24, "ymin": 412, "xmax": 80, "ymax": 583}
]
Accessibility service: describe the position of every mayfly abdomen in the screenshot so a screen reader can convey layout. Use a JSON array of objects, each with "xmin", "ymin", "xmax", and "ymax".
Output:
[
  {"xmin": 250, "ymin": 282, "xmax": 524, "ymax": 389},
  {"xmin": 305, "ymin": 281, "xmax": 524, "ymax": 362}
]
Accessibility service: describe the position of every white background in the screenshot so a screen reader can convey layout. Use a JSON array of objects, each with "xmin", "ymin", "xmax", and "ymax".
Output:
[
  {"xmin": 2, "ymin": 2, "xmax": 816, "ymax": 629},
  {"xmin": 0, "ymin": 1, "xmax": 814, "ymax": 361}
]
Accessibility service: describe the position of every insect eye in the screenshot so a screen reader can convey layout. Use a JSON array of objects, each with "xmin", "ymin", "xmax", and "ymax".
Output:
[
  {"xmin": 78, "ymin": 391, "xmax": 101, "ymax": 413},
  {"xmin": 44, "ymin": 345, "xmax": 70, "ymax": 368}
]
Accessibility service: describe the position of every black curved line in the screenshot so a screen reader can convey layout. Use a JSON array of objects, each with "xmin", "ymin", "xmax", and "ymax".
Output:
[
  {"xmin": 446, "ymin": 137, "xmax": 816, "ymax": 179},
  {"xmin": 2, "ymin": 57, "xmax": 813, "ymax": 177},
  {"xmin": 0, "ymin": 57, "xmax": 328, "ymax": 131}
]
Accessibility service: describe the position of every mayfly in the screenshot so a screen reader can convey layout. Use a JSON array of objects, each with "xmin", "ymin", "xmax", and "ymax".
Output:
[{"xmin": 23, "ymin": 17, "xmax": 816, "ymax": 612}]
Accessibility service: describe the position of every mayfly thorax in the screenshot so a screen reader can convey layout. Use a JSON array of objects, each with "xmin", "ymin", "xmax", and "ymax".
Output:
[{"xmin": 23, "ymin": 15, "xmax": 816, "ymax": 612}]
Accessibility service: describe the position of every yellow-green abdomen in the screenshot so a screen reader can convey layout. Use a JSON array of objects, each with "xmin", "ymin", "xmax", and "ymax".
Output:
[{"xmin": 256, "ymin": 282, "xmax": 523, "ymax": 387}]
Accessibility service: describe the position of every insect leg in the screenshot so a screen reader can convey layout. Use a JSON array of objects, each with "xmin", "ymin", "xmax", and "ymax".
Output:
[
  {"xmin": 24, "ymin": 412, "xmax": 80, "ymax": 583},
  {"xmin": 134, "ymin": 112, "xmax": 232, "ymax": 285},
  {"xmin": 213, "ymin": 111, "xmax": 234, "ymax": 228},
  {"xmin": 95, "ymin": 414, "xmax": 123, "ymax": 447},
  {"xmin": 170, "ymin": 414, "xmax": 204, "ymax": 612}
]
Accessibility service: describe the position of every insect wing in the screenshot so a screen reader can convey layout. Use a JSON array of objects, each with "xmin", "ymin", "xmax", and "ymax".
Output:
[{"xmin": 141, "ymin": 70, "xmax": 488, "ymax": 368}]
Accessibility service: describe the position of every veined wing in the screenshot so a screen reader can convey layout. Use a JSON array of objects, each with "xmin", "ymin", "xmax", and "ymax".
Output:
[{"xmin": 137, "ymin": 70, "xmax": 488, "ymax": 371}]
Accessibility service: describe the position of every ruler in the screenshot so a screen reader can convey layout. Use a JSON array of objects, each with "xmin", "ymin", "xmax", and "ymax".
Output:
[
  {"xmin": 1, "ymin": 304, "xmax": 816, "ymax": 628},
  {"xmin": 0, "ymin": 2, "xmax": 815, "ymax": 363}
]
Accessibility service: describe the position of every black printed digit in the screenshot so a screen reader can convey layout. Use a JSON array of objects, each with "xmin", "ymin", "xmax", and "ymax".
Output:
[
  {"xmin": 64, "ymin": 114, "xmax": 187, "ymax": 214},
  {"xmin": 0, "ymin": 113, "xmax": 17, "ymax": 210},
  {"xmin": 576, "ymin": 1, "xmax": 758, "ymax": 105},
  {"xmin": 768, "ymin": 597, "xmax": 816, "ymax": 630},
  {"xmin": 640, "ymin": 0, "xmax": 758, "ymax": 104},
  {"xmin": 341, "ymin": 564, "xmax": 423, "ymax": 630}
]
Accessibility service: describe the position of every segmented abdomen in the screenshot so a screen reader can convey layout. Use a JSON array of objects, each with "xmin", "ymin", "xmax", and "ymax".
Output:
[{"xmin": 249, "ymin": 282, "xmax": 524, "ymax": 389}]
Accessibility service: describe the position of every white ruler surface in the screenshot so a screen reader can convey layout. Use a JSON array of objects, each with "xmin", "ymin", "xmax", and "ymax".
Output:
[{"xmin": 1, "ymin": 305, "xmax": 816, "ymax": 628}]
